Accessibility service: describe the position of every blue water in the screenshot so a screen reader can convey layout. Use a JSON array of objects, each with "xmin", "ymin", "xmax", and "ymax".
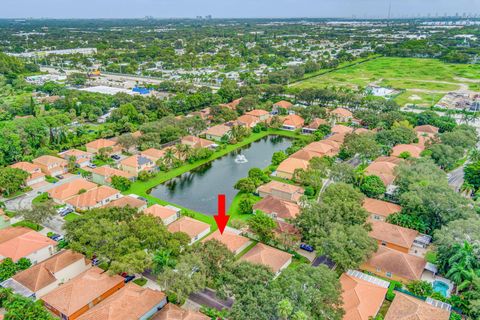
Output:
[{"xmin": 433, "ymin": 280, "xmax": 449, "ymax": 297}]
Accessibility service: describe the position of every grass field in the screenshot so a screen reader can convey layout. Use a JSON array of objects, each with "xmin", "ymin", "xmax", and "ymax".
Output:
[{"xmin": 292, "ymin": 57, "xmax": 480, "ymax": 107}]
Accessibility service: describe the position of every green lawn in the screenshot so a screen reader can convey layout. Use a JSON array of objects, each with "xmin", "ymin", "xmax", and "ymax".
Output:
[
  {"xmin": 32, "ymin": 192, "xmax": 49, "ymax": 205},
  {"xmin": 63, "ymin": 212, "xmax": 81, "ymax": 222},
  {"xmin": 228, "ymin": 192, "xmax": 261, "ymax": 222}
]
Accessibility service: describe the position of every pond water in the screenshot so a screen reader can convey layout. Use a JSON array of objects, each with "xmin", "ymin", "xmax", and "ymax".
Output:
[{"xmin": 149, "ymin": 135, "xmax": 292, "ymax": 215}]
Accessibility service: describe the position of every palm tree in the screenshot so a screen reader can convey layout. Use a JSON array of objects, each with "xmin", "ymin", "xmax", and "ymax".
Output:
[
  {"xmin": 458, "ymin": 269, "xmax": 480, "ymax": 293},
  {"xmin": 446, "ymin": 242, "xmax": 479, "ymax": 290},
  {"xmin": 277, "ymin": 299, "xmax": 293, "ymax": 320}
]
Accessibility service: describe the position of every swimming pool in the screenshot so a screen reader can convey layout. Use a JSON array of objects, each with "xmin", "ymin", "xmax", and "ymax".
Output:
[{"xmin": 433, "ymin": 280, "xmax": 450, "ymax": 297}]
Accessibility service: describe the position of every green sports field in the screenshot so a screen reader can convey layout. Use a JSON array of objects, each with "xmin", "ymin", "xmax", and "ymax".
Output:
[{"xmin": 291, "ymin": 57, "xmax": 480, "ymax": 107}]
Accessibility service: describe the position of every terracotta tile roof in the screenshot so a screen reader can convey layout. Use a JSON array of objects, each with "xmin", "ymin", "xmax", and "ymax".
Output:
[
  {"xmin": 246, "ymin": 109, "xmax": 269, "ymax": 117},
  {"xmin": 363, "ymin": 198, "xmax": 401, "ymax": 219},
  {"xmin": 303, "ymin": 141, "xmax": 337, "ymax": 156},
  {"xmin": 274, "ymin": 100, "xmax": 293, "ymax": 109},
  {"xmin": 283, "ymin": 114, "xmax": 305, "ymax": 127},
  {"xmin": 237, "ymin": 114, "xmax": 259, "ymax": 127},
  {"xmin": 220, "ymin": 98, "xmax": 243, "ymax": 110},
  {"xmin": 86, "ymin": 139, "xmax": 117, "ymax": 151},
  {"xmin": 275, "ymin": 220, "xmax": 301, "ymax": 235},
  {"xmin": 103, "ymin": 196, "xmax": 146, "ymax": 209},
  {"xmin": 48, "ymin": 179, "xmax": 97, "ymax": 201},
  {"xmin": 167, "ymin": 217, "xmax": 210, "ymax": 240},
  {"xmin": 181, "ymin": 136, "xmax": 215, "ymax": 148},
  {"xmin": 141, "ymin": 148, "xmax": 166, "ymax": 162},
  {"xmin": 385, "ymin": 292, "xmax": 450, "ymax": 320},
  {"xmin": 369, "ymin": 220, "xmax": 418, "ymax": 249},
  {"xmin": 33, "ymin": 155, "xmax": 68, "ymax": 167},
  {"xmin": 354, "ymin": 128, "xmax": 370, "ymax": 134},
  {"xmin": 13, "ymin": 250, "xmax": 87, "ymax": 292},
  {"xmin": 277, "ymin": 157, "xmax": 309, "ymax": 175},
  {"xmin": 331, "ymin": 107, "xmax": 353, "ymax": 118},
  {"xmin": 0, "ymin": 227, "xmax": 32, "ymax": 243},
  {"xmin": 257, "ymin": 181, "xmax": 304, "ymax": 197},
  {"xmin": 10, "ymin": 161, "xmax": 40, "ymax": 173},
  {"xmin": 304, "ymin": 118, "xmax": 328, "ymax": 129},
  {"xmin": 41, "ymin": 267, "xmax": 124, "ymax": 318},
  {"xmin": 202, "ymin": 230, "xmax": 251, "ymax": 254},
  {"xmin": 66, "ymin": 186, "xmax": 120, "ymax": 209},
  {"xmin": 120, "ymin": 155, "xmax": 154, "ymax": 168},
  {"xmin": 59, "ymin": 149, "xmax": 92, "ymax": 160},
  {"xmin": 204, "ymin": 124, "xmax": 231, "ymax": 137},
  {"xmin": 0, "ymin": 228, "xmax": 56, "ymax": 262},
  {"xmin": 414, "ymin": 125, "xmax": 439, "ymax": 134},
  {"xmin": 151, "ymin": 303, "xmax": 209, "ymax": 320},
  {"xmin": 144, "ymin": 204, "xmax": 178, "ymax": 221},
  {"xmin": 240, "ymin": 243, "xmax": 292, "ymax": 274},
  {"xmin": 90, "ymin": 166, "xmax": 134, "ymax": 182},
  {"xmin": 326, "ymin": 133, "xmax": 347, "ymax": 144},
  {"xmin": 340, "ymin": 273, "xmax": 388, "ymax": 320},
  {"xmin": 77, "ymin": 283, "xmax": 166, "ymax": 320},
  {"xmin": 289, "ymin": 149, "xmax": 323, "ymax": 161},
  {"xmin": 365, "ymin": 246, "xmax": 426, "ymax": 281},
  {"xmin": 331, "ymin": 124, "xmax": 354, "ymax": 134},
  {"xmin": 253, "ymin": 196, "xmax": 301, "ymax": 220},
  {"xmin": 365, "ymin": 157, "xmax": 403, "ymax": 186},
  {"xmin": 391, "ymin": 144, "xmax": 424, "ymax": 158}
]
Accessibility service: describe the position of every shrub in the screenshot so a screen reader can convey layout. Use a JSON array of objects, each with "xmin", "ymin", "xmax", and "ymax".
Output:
[
  {"xmin": 304, "ymin": 186, "xmax": 315, "ymax": 197},
  {"xmin": 406, "ymin": 280, "xmax": 433, "ymax": 297},
  {"xmin": 360, "ymin": 175, "xmax": 386, "ymax": 198},
  {"xmin": 238, "ymin": 197, "xmax": 255, "ymax": 215}
]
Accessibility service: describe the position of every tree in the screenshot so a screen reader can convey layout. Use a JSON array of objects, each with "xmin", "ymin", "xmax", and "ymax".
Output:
[
  {"xmin": 18, "ymin": 200, "xmax": 56, "ymax": 228},
  {"xmin": 360, "ymin": 175, "xmax": 386, "ymax": 198},
  {"xmin": 0, "ymin": 258, "xmax": 18, "ymax": 281},
  {"xmin": 0, "ymin": 287, "xmax": 55, "ymax": 320},
  {"xmin": 464, "ymin": 161, "xmax": 480, "ymax": 190},
  {"xmin": 445, "ymin": 242, "xmax": 479, "ymax": 286},
  {"xmin": 0, "ymin": 167, "xmax": 28, "ymax": 196},
  {"xmin": 117, "ymin": 133, "xmax": 138, "ymax": 152},
  {"xmin": 340, "ymin": 133, "xmax": 382, "ymax": 161},
  {"xmin": 110, "ymin": 175, "xmax": 132, "ymax": 191},
  {"xmin": 271, "ymin": 151, "xmax": 288, "ymax": 165},
  {"xmin": 238, "ymin": 196, "xmax": 255, "ymax": 215},
  {"xmin": 277, "ymin": 299, "xmax": 293, "ymax": 320},
  {"xmin": 248, "ymin": 168, "xmax": 270, "ymax": 186},
  {"xmin": 234, "ymin": 178, "xmax": 257, "ymax": 193},
  {"xmin": 375, "ymin": 126, "xmax": 417, "ymax": 148},
  {"xmin": 247, "ymin": 212, "xmax": 277, "ymax": 242},
  {"xmin": 67, "ymin": 156, "xmax": 77, "ymax": 172},
  {"xmin": 394, "ymin": 158, "xmax": 448, "ymax": 194},
  {"xmin": 406, "ymin": 280, "xmax": 434, "ymax": 297},
  {"xmin": 330, "ymin": 162, "xmax": 356, "ymax": 184},
  {"xmin": 427, "ymin": 143, "xmax": 463, "ymax": 171}
]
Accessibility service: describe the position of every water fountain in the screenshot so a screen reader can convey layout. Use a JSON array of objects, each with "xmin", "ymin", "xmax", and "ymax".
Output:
[{"xmin": 234, "ymin": 154, "xmax": 248, "ymax": 163}]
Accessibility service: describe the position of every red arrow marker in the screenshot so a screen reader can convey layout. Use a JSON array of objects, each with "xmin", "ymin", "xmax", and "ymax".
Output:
[{"xmin": 214, "ymin": 194, "xmax": 230, "ymax": 235}]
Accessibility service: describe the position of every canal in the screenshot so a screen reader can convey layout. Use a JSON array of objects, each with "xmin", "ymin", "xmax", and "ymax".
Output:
[{"xmin": 149, "ymin": 135, "xmax": 292, "ymax": 215}]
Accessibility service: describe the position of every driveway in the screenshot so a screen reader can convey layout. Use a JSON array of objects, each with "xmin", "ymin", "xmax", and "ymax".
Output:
[
  {"xmin": 188, "ymin": 288, "xmax": 233, "ymax": 311},
  {"xmin": 447, "ymin": 165, "xmax": 465, "ymax": 192}
]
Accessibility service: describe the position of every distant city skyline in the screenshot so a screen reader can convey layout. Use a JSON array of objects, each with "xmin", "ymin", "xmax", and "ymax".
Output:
[{"xmin": 1, "ymin": 0, "xmax": 479, "ymax": 19}]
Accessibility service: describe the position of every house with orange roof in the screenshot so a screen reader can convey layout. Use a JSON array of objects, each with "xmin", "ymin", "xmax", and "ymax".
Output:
[
  {"xmin": 0, "ymin": 227, "xmax": 57, "ymax": 264},
  {"xmin": 369, "ymin": 220, "xmax": 419, "ymax": 253},
  {"xmin": 240, "ymin": 243, "xmax": 292, "ymax": 275},
  {"xmin": 361, "ymin": 246, "xmax": 426, "ymax": 283},
  {"xmin": 303, "ymin": 140, "xmax": 339, "ymax": 156},
  {"xmin": 340, "ymin": 270, "xmax": 389, "ymax": 320},
  {"xmin": 10, "ymin": 161, "xmax": 45, "ymax": 186},
  {"xmin": 190, "ymin": 107, "xmax": 211, "ymax": 121},
  {"xmin": 59, "ymin": 149, "xmax": 93, "ymax": 168},
  {"xmin": 220, "ymin": 98, "xmax": 242, "ymax": 110},
  {"xmin": 167, "ymin": 217, "xmax": 211, "ymax": 245},
  {"xmin": 365, "ymin": 157, "xmax": 403, "ymax": 187},
  {"xmin": 272, "ymin": 100, "xmax": 294, "ymax": 115},
  {"xmin": 204, "ymin": 124, "xmax": 232, "ymax": 142},
  {"xmin": 414, "ymin": 125, "xmax": 439, "ymax": 147},
  {"xmin": 102, "ymin": 196, "xmax": 147, "ymax": 212},
  {"xmin": 331, "ymin": 124, "xmax": 354, "ymax": 135},
  {"xmin": 391, "ymin": 144, "xmax": 424, "ymax": 158},
  {"xmin": 32, "ymin": 155, "xmax": 68, "ymax": 177},
  {"xmin": 237, "ymin": 114, "xmax": 260, "ymax": 128},
  {"xmin": 48, "ymin": 179, "xmax": 97, "ymax": 204},
  {"xmin": 77, "ymin": 283, "xmax": 167, "ymax": 320},
  {"xmin": 41, "ymin": 267, "xmax": 125, "ymax": 320},
  {"xmin": 363, "ymin": 198, "xmax": 401, "ymax": 221},
  {"xmin": 257, "ymin": 180, "xmax": 304, "ymax": 203},
  {"xmin": 140, "ymin": 148, "xmax": 166, "ymax": 163},
  {"xmin": 245, "ymin": 109, "xmax": 271, "ymax": 121},
  {"xmin": 385, "ymin": 292, "xmax": 451, "ymax": 320},
  {"xmin": 202, "ymin": 229, "xmax": 252, "ymax": 255},
  {"xmin": 144, "ymin": 204, "xmax": 181, "ymax": 226},
  {"xmin": 282, "ymin": 114, "xmax": 305, "ymax": 131},
  {"xmin": 151, "ymin": 303, "xmax": 209, "ymax": 320},
  {"xmin": 289, "ymin": 149, "xmax": 323, "ymax": 162},
  {"xmin": 85, "ymin": 138, "xmax": 120, "ymax": 155},
  {"xmin": 120, "ymin": 154, "xmax": 156, "ymax": 177},
  {"xmin": 2, "ymin": 249, "xmax": 90, "ymax": 299},
  {"xmin": 181, "ymin": 136, "xmax": 216, "ymax": 149},
  {"xmin": 253, "ymin": 196, "xmax": 301, "ymax": 221},
  {"xmin": 330, "ymin": 107, "xmax": 353, "ymax": 123},
  {"xmin": 276, "ymin": 157, "xmax": 309, "ymax": 180},
  {"xmin": 90, "ymin": 166, "xmax": 135, "ymax": 185},
  {"xmin": 326, "ymin": 132, "xmax": 347, "ymax": 144},
  {"xmin": 66, "ymin": 186, "xmax": 121, "ymax": 211},
  {"xmin": 302, "ymin": 118, "xmax": 329, "ymax": 134}
]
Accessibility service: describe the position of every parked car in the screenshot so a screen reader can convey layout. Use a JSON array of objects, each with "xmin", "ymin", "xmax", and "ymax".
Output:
[
  {"xmin": 300, "ymin": 243, "xmax": 314, "ymax": 252},
  {"xmin": 60, "ymin": 208, "xmax": 74, "ymax": 217},
  {"xmin": 56, "ymin": 175, "xmax": 64, "ymax": 179},
  {"xmin": 124, "ymin": 275, "xmax": 136, "ymax": 283},
  {"xmin": 87, "ymin": 163, "xmax": 97, "ymax": 169},
  {"xmin": 56, "ymin": 206, "xmax": 67, "ymax": 214},
  {"xmin": 111, "ymin": 154, "xmax": 121, "ymax": 160},
  {"xmin": 92, "ymin": 258, "xmax": 100, "ymax": 266}
]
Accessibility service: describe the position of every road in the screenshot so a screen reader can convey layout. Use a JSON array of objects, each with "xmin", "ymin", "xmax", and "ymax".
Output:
[{"xmin": 447, "ymin": 165, "xmax": 465, "ymax": 192}]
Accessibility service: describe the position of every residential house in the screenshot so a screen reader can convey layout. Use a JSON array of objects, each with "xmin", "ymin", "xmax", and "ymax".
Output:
[
  {"xmin": 237, "ymin": 114, "xmax": 260, "ymax": 128},
  {"xmin": 253, "ymin": 196, "xmax": 300, "ymax": 221},
  {"xmin": 363, "ymin": 198, "xmax": 402, "ymax": 221},
  {"xmin": 48, "ymin": 179, "xmax": 97, "ymax": 204},
  {"xmin": 90, "ymin": 166, "xmax": 135, "ymax": 185},
  {"xmin": 202, "ymin": 229, "xmax": 252, "ymax": 255},
  {"xmin": 330, "ymin": 107, "xmax": 353, "ymax": 123},
  {"xmin": 282, "ymin": 114, "xmax": 305, "ymax": 131},
  {"xmin": 369, "ymin": 220, "xmax": 418, "ymax": 253},
  {"xmin": 272, "ymin": 100, "xmax": 293, "ymax": 115},
  {"xmin": 220, "ymin": 98, "xmax": 242, "ymax": 110},
  {"xmin": 302, "ymin": 118, "xmax": 328, "ymax": 134},
  {"xmin": 365, "ymin": 156, "xmax": 403, "ymax": 187},
  {"xmin": 151, "ymin": 303, "xmax": 209, "ymax": 320},
  {"xmin": 10, "ymin": 162, "xmax": 45, "ymax": 186},
  {"xmin": 2, "ymin": 250, "xmax": 90, "ymax": 299},
  {"xmin": 245, "ymin": 109, "xmax": 271, "ymax": 121},
  {"xmin": 32, "ymin": 155, "xmax": 68, "ymax": 177},
  {"xmin": 66, "ymin": 186, "xmax": 121, "ymax": 211},
  {"xmin": 120, "ymin": 155, "xmax": 155, "ymax": 177},
  {"xmin": 180, "ymin": 136, "xmax": 216, "ymax": 149},
  {"xmin": 144, "ymin": 204, "xmax": 181, "ymax": 226},
  {"xmin": 340, "ymin": 270, "xmax": 389, "ymax": 320},
  {"xmin": 289, "ymin": 149, "xmax": 323, "ymax": 162},
  {"xmin": 103, "ymin": 196, "xmax": 147, "ymax": 212},
  {"xmin": 303, "ymin": 140, "xmax": 339, "ymax": 156},
  {"xmin": 59, "ymin": 149, "xmax": 93, "ymax": 168},
  {"xmin": 326, "ymin": 132, "xmax": 347, "ymax": 144},
  {"xmin": 331, "ymin": 124, "xmax": 354, "ymax": 135},
  {"xmin": 204, "ymin": 124, "xmax": 231, "ymax": 142},
  {"xmin": 257, "ymin": 180, "xmax": 304, "ymax": 203},
  {"xmin": 41, "ymin": 267, "xmax": 125, "ymax": 320},
  {"xmin": 391, "ymin": 144, "xmax": 424, "ymax": 158},
  {"xmin": 140, "ymin": 148, "xmax": 166, "ymax": 163},
  {"xmin": 85, "ymin": 139, "xmax": 120, "ymax": 155},
  {"xmin": 361, "ymin": 246, "xmax": 426, "ymax": 283},
  {"xmin": 385, "ymin": 292, "xmax": 450, "ymax": 320},
  {"xmin": 414, "ymin": 125, "xmax": 439, "ymax": 146},
  {"xmin": 0, "ymin": 227, "xmax": 56, "ymax": 264},
  {"xmin": 276, "ymin": 157, "xmax": 309, "ymax": 180},
  {"xmin": 240, "ymin": 243, "xmax": 292, "ymax": 275},
  {"xmin": 167, "ymin": 217, "xmax": 211, "ymax": 245},
  {"xmin": 77, "ymin": 283, "xmax": 167, "ymax": 320},
  {"xmin": 354, "ymin": 128, "xmax": 370, "ymax": 135}
]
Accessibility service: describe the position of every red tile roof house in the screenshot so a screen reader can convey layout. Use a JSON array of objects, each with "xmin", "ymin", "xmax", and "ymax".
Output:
[
  {"xmin": 364, "ymin": 156, "xmax": 403, "ymax": 187},
  {"xmin": 340, "ymin": 270, "xmax": 389, "ymax": 320},
  {"xmin": 253, "ymin": 196, "xmax": 301, "ymax": 222},
  {"xmin": 167, "ymin": 217, "xmax": 211, "ymax": 245},
  {"xmin": 85, "ymin": 138, "xmax": 121, "ymax": 155},
  {"xmin": 245, "ymin": 109, "xmax": 271, "ymax": 121},
  {"xmin": 219, "ymin": 98, "xmax": 243, "ymax": 110},
  {"xmin": 102, "ymin": 195, "xmax": 147, "ymax": 212},
  {"xmin": 10, "ymin": 161, "xmax": 45, "ymax": 186},
  {"xmin": 256, "ymin": 180, "xmax": 304, "ymax": 203},
  {"xmin": 76, "ymin": 283, "xmax": 167, "ymax": 320},
  {"xmin": 90, "ymin": 166, "xmax": 135, "ymax": 185},
  {"xmin": 369, "ymin": 219, "xmax": 419, "ymax": 253},
  {"xmin": 276, "ymin": 157, "xmax": 309, "ymax": 180},
  {"xmin": 1, "ymin": 249, "xmax": 91, "ymax": 299},
  {"xmin": 65, "ymin": 186, "xmax": 122, "ymax": 211},
  {"xmin": 41, "ymin": 267, "xmax": 125, "ymax": 320},
  {"xmin": 303, "ymin": 140, "xmax": 340, "ymax": 157},
  {"xmin": 384, "ymin": 292, "xmax": 451, "ymax": 320},
  {"xmin": 202, "ymin": 229, "xmax": 252, "ymax": 255},
  {"xmin": 414, "ymin": 125, "xmax": 439, "ymax": 147},
  {"xmin": 180, "ymin": 136, "xmax": 217, "ymax": 149},
  {"xmin": 32, "ymin": 155, "xmax": 68, "ymax": 177},
  {"xmin": 391, "ymin": 144, "xmax": 424, "ymax": 158},
  {"xmin": 47, "ymin": 179, "xmax": 98, "ymax": 204},
  {"xmin": 204, "ymin": 124, "xmax": 232, "ymax": 142},
  {"xmin": 363, "ymin": 198, "xmax": 402, "ymax": 221},
  {"xmin": 144, "ymin": 204, "xmax": 181, "ymax": 226},
  {"xmin": 302, "ymin": 118, "xmax": 329, "ymax": 134},
  {"xmin": 151, "ymin": 303, "xmax": 209, "ymax": 320},
  {"xmin": 59, "ymin": 149, "xmax": 94, "ymax": 168},
  {"xmin": 0, "ymin": 227, "xmax": 57, "ymax": 264},
  {"xmin": 120, "ymin": 154, "xmax": 156, "ymax": 177},
  {"xmin": 240, "ymin": 243, "xmax": 292, "ymax": 276},
  {"xmin": 329, "ymin": 107, "xmax": 353, "ymax": 123},
  {"xmin": 272, "ymin": 100, "xmax": 294, "ymax": 115},
  {"xmin": 236, "ymin": 114, "xmax": 261, "ymax": 128},
  {"xmin": 281, "ymin": 114, "xmax": 305, "ymax": 131},
  {"xmin": 331, "ymin": 124, "xmax": 354, "ymax": 135},
  {"xmin": 140, "ymin": 148, "xmax": 167, "ymax": 163}
]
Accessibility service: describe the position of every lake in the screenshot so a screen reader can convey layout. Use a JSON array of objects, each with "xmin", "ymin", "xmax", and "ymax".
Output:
[{"xmin": 149, "ymin": 135, "xmax": 292, "ymax": 215}]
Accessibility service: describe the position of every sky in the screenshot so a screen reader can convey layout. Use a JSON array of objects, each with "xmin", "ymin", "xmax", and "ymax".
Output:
[{"xmin": 1, "ymin": 0, "xmax": 479, "ymax": 19}]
